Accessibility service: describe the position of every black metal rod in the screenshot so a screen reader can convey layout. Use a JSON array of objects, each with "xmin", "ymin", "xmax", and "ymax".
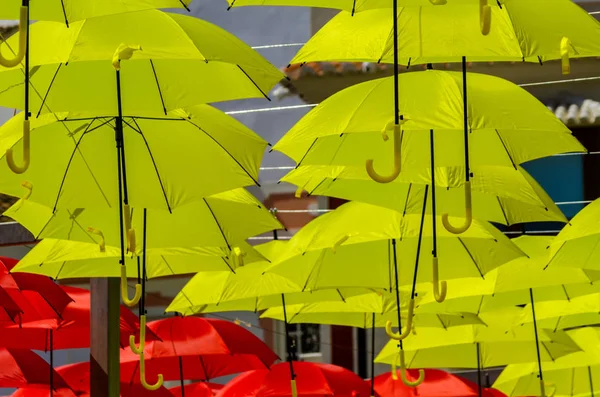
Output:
[
  {"xmin": 392, "ymin": 0, "xmax": 400, "ymax": 127},
  {"xmin": 392, "ymin": 239, "xmax": 404, "ymax": 350},
  {"xmin": 461, "ymin": 56, "xmax": 470, "ymax": 182},
  {"xmin": 179, "ymin": 356, "xmax": 185, "ymax": 397},
  {"xmin": 281, "ymin": 294, "xmax": 295, "ymax": 380},
  {"xmin": 529, "ymin": 289, "xmax": 545, "ymax": 392},
  {"xmin": 50, "ymin": 329, "xmax": 53, "ymax": 396},
  {"xmin": 115, "ymin": 70, "xmax": 130, "ymax": 205},
  {"xmin": 371, "ymin": 313, "xmax": 376, "ymax": 397},
  {"xmin": 142, "ymin": 209, "xmax": 148, "ymax": 313},
  {"xmin": 430, "ymin": 129, "xmax": 437, "ymax": 257},
  {"xmin": 24, "ymin": 1, "xmax": 30, "ymax": 122},
  {"xmin": 476, "ymin": 343, "xmax": 482, "ymax": 397},
  {"xmin": 410, "ymin": 186, "xmax": 430, "ymax": 297},
  {"xmin": 589, "ymin": 366, "xmax": 595, "ymax": 397}
]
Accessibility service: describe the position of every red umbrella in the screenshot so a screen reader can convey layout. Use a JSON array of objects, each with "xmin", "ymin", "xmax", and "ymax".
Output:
[
  {"xmin": 0, "ymin": 348, "xmax": 69, "ymax": 389},
  {"xmin": 121, "ymin": 317, "xmax": 277, "ymax": 390},
  {"xmin": 170, "ymin": 382, "xmax": 223, "ymax": 397},
  {"xmin": 219, "ymin": 362, "xmax": 370, "ymax": 397},
  {"xmin": 39, "ymin": 362, "xmax": 174, "ymax": 397},
  {"xmin": 374, "ymin": 369, "xmax": 484, "ymax": 397}
]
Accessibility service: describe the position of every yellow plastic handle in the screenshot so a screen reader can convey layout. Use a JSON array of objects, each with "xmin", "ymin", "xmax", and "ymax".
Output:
[
  {"xmin": 442, "ymin": 181, "xmax": 472, "ymax": 234},
  {"xmin": 392, "ymin": 351, "xmax": 425, "ymax": 387},
  {"xmin": 0, "ymin": 6, "xmax": 27, "ymax": 68},
  {"xmin": 366, "ymin": 124, "xmax": 401, "ymax": 184},
  {"xmin": 291, "ymin": 379, "xmax": 298, "ymax": 397},
  {"xmin": 539, "ymin": 379, "xmax": 546, "ymax": 397},
  {"xmin": 112, "ymin": 44, "xmax": 142, "ymax": 70},
  {"xmin": 432, "ymin": 257, "xmax": 447, "ymax": 303},
  {"xmin": 120, "ymin": 265, "xmax": 142, "ymax": 307},
  {"xmin": 21, "ymin": 180, "xmax": 32, "ymax": 200},
  {"xmin": 124, "ymin": 204, "xmax": 132, "ymax": 235},
  {"xmin": 87, "ymin": 227, "xmax": 106, "ymax": 253},
  {"xmin": 232, "ymin": 246, "xmax": 246, "ymax": 267},
  {"xmin": 480, "ymin": 0, "xmax": 491, "ymax": 35},
  {"xmin": 130, "ymin": 314, "xmax": 146, "ymax": 355},
  {"xmin": 128, "ymin": 229, "xmax": 136, "ymax": 253},
  {"xmin": 385, "ymin": 299, "xmax": 414, "ymax": 341},
  {"xmin": 139, "ymin": 352, "xmax": 163, "ymax": 391},
  {"xmin": 561, "ymin": 37, "xmax": 572, "ymax": 75},
  {"xmin": 6, "ymin": 119, "xmax": 31, "ymax": 174}
]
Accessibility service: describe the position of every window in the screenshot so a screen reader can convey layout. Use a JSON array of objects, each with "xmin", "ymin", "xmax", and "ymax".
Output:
[{"xmin": 288, "ymin": 323, "xmax": 321, "ymax": 358}]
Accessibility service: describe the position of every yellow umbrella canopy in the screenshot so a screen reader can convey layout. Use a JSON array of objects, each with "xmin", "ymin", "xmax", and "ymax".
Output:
[
  {"xmin": 516, "ymin": 293, "xmax": 600, "ymax": 331},
  {"xmin": 290, "ymin": 0, "xmax": 600, "ymax": 65},
  {"xmin": 546, "ymin": 198, "xmax": 600, "ymax": 273},
  {"xmin": 0, "ymin": 106, "xmax": 267, "ymax": 210},
  {"xmin": 0, "ymin": 10, "xmax": 283, "ymax": 115},
  {"xmin": 166, "ymin": 241, "xmax": 380, "ymax": 314},
  {"xmin": 260, "ymin": 291, "xmax": 485, "ymax": 329},
  {"xmin": 225, "ymin": 0, "xmax": 440, "ymax": 12},
  {"xmin": 11, "ymin": 238, "xmax": 266, "ymax": 279},
  {"xmin": 284, "ymin": 164, "xmax": 567, "ymax": 226},
  {"xmin": 375, "ymin": 308, "xmax": 582, "ymax": 369},
  {"xmin": 274, "ymin": 72, "xmax": 583, "ymax": 171},
  {"xmin": 4, "ymin": 187, "xmax": 282, "ymax": 250},
  {"xmin": 494, "ymin": 327, "xmax": 600, "ymax": 397},
  {"xmin": 415, "ymin": 236, "xmax": 600, "ymax": 313}
]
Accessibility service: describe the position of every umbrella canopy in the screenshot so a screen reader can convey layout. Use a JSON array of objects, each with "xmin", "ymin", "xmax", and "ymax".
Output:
[
  {"xmin": 274, "ymin": 72, "xmax": 583, "ymax": 173},
  {"xmin": 375, "ymin": 308, "xmax": 581, "ymax": 369},
  {"xmin": 0, "ymin": 286, "xmax": 158, "ymax": 350},
  {"xmin": 0, "ymin": 0, "xmax": 192, "ymax": 22},
  {"xmin": 515, "ymin": 293, "xmax": 600, "ymax": 331},
  {"xmin": 170, "ymin": 382, "xmax": 222, "ymax": 397},
  {"xmin": 0, "ymin": 348, "xmax": 69, "ymax": 389},
  {"xmin": 166, "ymin": 240, "xmax": 379, "ymax": 315},
  {"xmin": 0, "ymin": 106, "xmax": 269, "ymax": 210},
  {"xmin": 374, "ymin": 369, "xmax": 483, "ymax": 397},
  {"xmin": 0, "ymin": 10, "xmax": 283, "ymax": 114},
  {"xmin": 219, "ymin": 362, "xmax": 370, "ymax": 397},
  {"xmin": 547, "ymin": 197, "xmax": 600, "ymax": 273},
  {"xmin": 494, "ymin": 327, "xmax": 600, "ymax": 397},
  {"xmin": 120, "ymin": 316, "xmax": 278, "ymax": 384},
  {"xmin": 283, "ymin": 165, "xmax": 566, "ymax": 226},
  {"xmin": 11, "ymin": 238, "xmax": 266, "ymax": 279},
  {"xmin": 266, "ymin": 201, "xmax": 524, "ymax": 291},
  {"xmin": 290, "ymin": 1, "xmax": 600, "ymax": 65},
  {"xmin": 5, "ymin": 187, "xmax": 282, "ymax": 249},
  {"xmin": 260, "ymin": 292, "xmax": 484, "ymax": 329}
]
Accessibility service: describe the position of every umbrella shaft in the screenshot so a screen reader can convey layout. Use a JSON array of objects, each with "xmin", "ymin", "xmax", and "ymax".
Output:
[
  {"xmin": 529, "ymin": 289, "xmax": 545, "ymax": 387},
  {"xmin": 476, "ymin": 343, "xmax": 482, "ymax": 397},
  {"xmin": 429, "ymin": 129, "xmax": 437, "ymax": 256},
  {"xmin": 410, "ymin": 186, "xmax": 429, "ymax": 297},
  {"xmin": 392, "ymin": 0, "xmax": 399, "ymax": 126},
  {"xmin": 281, "ymin": 294, "xmax": 295, "ymax": 379},
  {"xmin": 461, "ymin": 56, "xmax": 470, "ymax": 181}
]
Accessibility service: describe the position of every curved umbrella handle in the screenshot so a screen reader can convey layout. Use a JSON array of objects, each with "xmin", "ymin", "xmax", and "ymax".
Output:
[
  {"xmin": 561, "ymin": 37, "xmax": 572, "ymax": 75},
  {"xmin": 87, "ymin": 227, "xmax": 106, "ymax": 253},
  {"xmin": 385, "ymin": 299, "xmax": 414, "ymax": 341},
  {"xmin": 366, "ymin": 123, "xmax": 401, "ymax": 184},
  {"xmin": 130, "ymin": 314, "xmax": 147, "ymax": 355},
  {"xmin": 392, "ymin": 351, "xmax": 425, "ymax": 387},
  {"xmin": 6, "ymin": 120, "xmax": 31, "ymax": 174},
  {"xmin": 21, "ymin": 180, "xmax": 32, "ymax": 200},
  {"xmin": 432, "ymin": 257, "xmax": 447, "ymax": 303},
  {"xmin": 291, "ymin": 379, "xmax": 298, "ymax": 397},
  {"xmin": 139, "ymin": 352, "xmax": 163, "ymax": 391},
  {"xmin": 128, "ymin": 229, "xmax": 136, "ymax": 253},
  {"xmin": 0, "ymin": 6, "xmax": 27, "ymax": 68},
  {"xmin": 120, "ymin": 265, "xmax": 142, "ymax": 307},
  {"xmin": 480, "ymin": 0, "xmax": 491, "ymax": 35},
  {"xmin": 442, "ymin": 181, "xmax": 472, "ymax": 234}
]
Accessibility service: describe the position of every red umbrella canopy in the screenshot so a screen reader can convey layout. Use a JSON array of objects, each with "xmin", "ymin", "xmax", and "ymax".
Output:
[
  {"xmin": 0, "ymin": 286, "xmax": 159, "ymax": 350},
  {"xmin": 220, "ymin": 362, "xmax": 370, "ymax": 397},
  {"xmin": 49, "ymin": 362, "xmax": 174, "ymax": 397},
  {"xmin": 0, "ymin": 348, "xmax": 69, "ymax": 389},
  {"xmin": 374, "ymin": 369, "xmax": 484, "ymax": 397},
  {"xmin": 483, "ymin": 389, "xmax": 507, "ymax": 397},
  {"xmin": 0, "ymin": 257, "xmax": 73, "ymax": 324},
  {"xmin": 145, "ymin": 317, "xmax": 278, "ymax": 364},
  {"xmin": 170, "ymin": 382, "xmax": 222, "ymax": 397}
]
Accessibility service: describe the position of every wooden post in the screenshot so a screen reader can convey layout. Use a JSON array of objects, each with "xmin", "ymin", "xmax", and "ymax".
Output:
[{"xmin": 90, "ymin": 278, "xmax": 121, "ymax": 397}]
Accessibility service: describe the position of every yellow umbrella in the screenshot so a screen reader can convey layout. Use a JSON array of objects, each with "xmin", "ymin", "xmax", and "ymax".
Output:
[
  {"xmin": 494, "ymin": 327, "xmax": 600, "ymax": 397},
  {"xmin": 283, "ymin": 164, "xmax": 567, "ymax": 226}
]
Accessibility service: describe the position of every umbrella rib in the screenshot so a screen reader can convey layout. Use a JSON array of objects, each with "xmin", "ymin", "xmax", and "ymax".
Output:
[
  {"xmin": 494, "ymin": 129, "xmax": 517, "ymax": 170},
  {"xmin": 236, "ymin": 65, "xmax": 271, "ymax": 101},
  {"xmin": 59, "ymin": 0, "xmax": 69, "ymax": 27},
  {"xmin": 130, "ymin": 119, "xmax": 173, "ymax": 213},
  {"xmin": 221, "ymin": 257, "xmax": 236, "ymax": 273},
  {"xmin": 203, "ymin": 198, "xmax": 232, "ymax": 250},
  {"xmin": 307, "ymin": 176, "xmax": 329, "ymax": 196},
  {"xmin": 497, "ymin": 196, "xmax": 510, "ymax": 226},
  {"xmin": 402, "ymin": 184, "xmax": 412, "ymax": 216},
  {"xmin": 178, "ymin": 0, "xmax": 191, "ymax": 11},
  {"xmin": 293, "ymin": 138, "xmax": 318, "ymax": 169},
  {"xmin": 51, "ymin": 118, "xmax": 114, "ymax": 211},
  {"xmin": 457, "ymin": 237, "xmax": 484, "ymax": 279},
  {"xmin": 185, "ymin": 118, "xmax": 261, "ymax": 187},
  {"xmin": 36, "ymin": 64, "xmax": 63, "ymax": 118},
  {"xmin": 149, "ymin": 60, "xmax": 167, "ymax": 115}
]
